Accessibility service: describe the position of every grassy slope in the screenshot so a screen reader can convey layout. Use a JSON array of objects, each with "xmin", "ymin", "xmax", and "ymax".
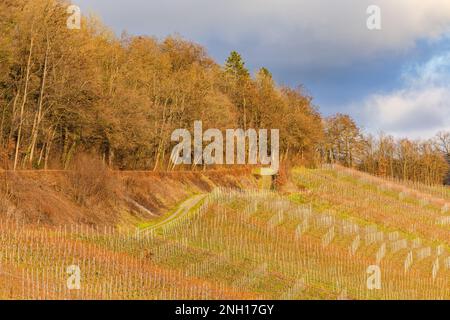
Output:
[
  {"xmin": 0, "ymin": 169, "xmax": 255, "ymax": 226},
  {"xmin": 0, "ymin": 167, "xmax": 449, "ymax": 300}
]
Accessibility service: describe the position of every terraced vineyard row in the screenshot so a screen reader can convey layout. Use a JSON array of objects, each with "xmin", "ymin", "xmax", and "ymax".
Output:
[{"xmin": 1, "ymin": 167, "xmax": 449, "ymax": 299}]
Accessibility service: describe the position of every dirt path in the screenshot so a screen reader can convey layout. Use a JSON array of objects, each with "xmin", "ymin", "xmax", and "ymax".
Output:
[{"xmin": 141, "ymin": 194, "xmax": 207, "ymax": 232}]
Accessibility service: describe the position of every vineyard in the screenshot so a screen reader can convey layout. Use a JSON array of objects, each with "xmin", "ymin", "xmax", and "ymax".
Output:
[{"xmin": 0, "ymin": 166, "xmax": 449, "ymax": 300}]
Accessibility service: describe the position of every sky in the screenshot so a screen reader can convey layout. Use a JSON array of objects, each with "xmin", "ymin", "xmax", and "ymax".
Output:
[{"xmin": 74, "ymin": 0, "xmax": 450, "ymax": 139}]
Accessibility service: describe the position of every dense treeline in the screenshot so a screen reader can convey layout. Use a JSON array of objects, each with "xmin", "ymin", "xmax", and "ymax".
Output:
[
  {"xmin": 0, "ymin": 0, "xmax": 448, "ymax": 185},
  {"xmin": 0, "ymin": 0, "xmax": 323, "ymax": 170},
  {"xmin": 322, "ymin": 115, "xmax": 450, "ymax": 185}
]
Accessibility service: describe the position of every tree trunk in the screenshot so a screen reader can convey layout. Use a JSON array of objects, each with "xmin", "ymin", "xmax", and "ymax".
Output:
[
  {"xmin": 14, "ymin": 35, "xmax": 34, "ymax": 171},
  {"xmin": 28, "ymin": 36, "xmax": 50, "ymax": 166}
]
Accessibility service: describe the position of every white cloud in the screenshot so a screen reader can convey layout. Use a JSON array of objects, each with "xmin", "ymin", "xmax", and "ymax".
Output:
[
  {"xmin": 360, "ymin": 53, "xmax": 450, "ymax": 139},
  {"xmin": 76, "ymin": 0, "xmax": 450, "ymax": 68}
]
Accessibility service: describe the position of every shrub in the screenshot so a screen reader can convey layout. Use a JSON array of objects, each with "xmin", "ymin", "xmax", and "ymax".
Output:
[{"xmin": 68, "ymin": 154, "xmax": 116, "ymax": 206}]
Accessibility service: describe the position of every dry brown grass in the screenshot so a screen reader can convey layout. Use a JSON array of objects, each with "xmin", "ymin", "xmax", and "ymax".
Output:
[{"xmin": 0, "ymin": 157, "xmax": 257, "ymax": 227}]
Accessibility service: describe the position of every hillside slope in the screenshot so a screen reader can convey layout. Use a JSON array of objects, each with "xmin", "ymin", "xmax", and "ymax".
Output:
[
  {"xmin": 1, "ymin": 166, "xmax": 449, "ymax": 300},
  {"xmin": 0, "ymin": 167, "xmax": 256, "ymax": 226}
]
